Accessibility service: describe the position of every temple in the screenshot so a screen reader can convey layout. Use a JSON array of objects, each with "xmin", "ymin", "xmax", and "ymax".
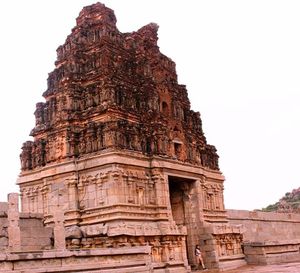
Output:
[
  {"xmin": 16, "ymin": 2, "xmax": 244, "ymax": 271},
  {"xmin": 3, "ymin": 3, "xmax": 299, "ymax": 273}
]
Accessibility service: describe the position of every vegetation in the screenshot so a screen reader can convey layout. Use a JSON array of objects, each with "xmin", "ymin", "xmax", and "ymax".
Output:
[{"xmin": 262, "ymin": 187, "xmax": 300, "ymax": 213}]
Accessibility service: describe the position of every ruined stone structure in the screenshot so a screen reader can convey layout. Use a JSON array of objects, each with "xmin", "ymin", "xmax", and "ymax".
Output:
[
  {"xmin": 11, "ymin": 2, "xmax": 246, "ymax": 272},
  {"xmin": 0, "ymin": 2, "xmax": 261, "ymax": 273},
  {"xmin": 227, "ymin": 210, "xmax": 300, "ymax": 265}
]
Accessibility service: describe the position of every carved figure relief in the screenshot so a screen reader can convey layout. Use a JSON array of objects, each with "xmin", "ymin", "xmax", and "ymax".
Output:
[
  {"xmin": 215, "ymin": 234, "xmax": 244, "ymax": 257},
  {"xmin": 201, "ymin": 182, "xmax": 225, "ymax": 212},
  {"xmin": 19, "ymin": 0, "xmax": 220, "ymax": 172}
]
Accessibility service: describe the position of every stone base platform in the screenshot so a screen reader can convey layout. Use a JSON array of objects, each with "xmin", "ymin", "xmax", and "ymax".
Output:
[
  {"xmin": 244, "ymin": 240, "xmax": 300, "ymax": 265},
  {"xmin": 0, "ymin": 247, "xmax": 187, "ymax": 273}
]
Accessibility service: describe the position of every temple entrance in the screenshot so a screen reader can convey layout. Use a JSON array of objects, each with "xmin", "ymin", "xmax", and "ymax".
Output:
[
  {"xmin": 168, "ymin": 176, "xmax": 198, "ymax": 266},
  {"xmin": 169, "ymin": 177, "xmax": 186, "ymax": 226}
]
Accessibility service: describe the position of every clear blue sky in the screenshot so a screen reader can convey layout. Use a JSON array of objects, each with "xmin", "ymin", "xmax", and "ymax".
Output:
[{"xmin": 0, "ymin": 0, "xmax": 300, "ymax": 210}]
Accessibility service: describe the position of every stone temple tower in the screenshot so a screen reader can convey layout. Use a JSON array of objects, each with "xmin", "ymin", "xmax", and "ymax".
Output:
[{"xmin": 18, "ymin": 3, "xmax": 245, "ymax": 271}]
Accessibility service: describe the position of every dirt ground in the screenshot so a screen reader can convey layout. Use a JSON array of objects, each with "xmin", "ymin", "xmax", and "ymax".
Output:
[{"xmin": 193, "ymin": 262, "xmax": 300, "ymax": 273}]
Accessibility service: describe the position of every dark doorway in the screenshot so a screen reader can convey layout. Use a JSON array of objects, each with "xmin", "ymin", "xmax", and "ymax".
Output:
[
  {"xmin": 169, "ymin": 177, "xmax": 186, "ymax": 225},
  {"xmin": 168, "ymin": 175, "xmax": 197, "ymax": 267}
]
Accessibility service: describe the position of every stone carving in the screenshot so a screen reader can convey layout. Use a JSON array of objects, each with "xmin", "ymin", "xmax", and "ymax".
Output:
[
  {"xmin": 65, "ymin": 225, "xmax": 83, "ymax": 239},
  {"xmin": 201, "ymin": 181, "xmax": 225, "ymax": 212},
  {"xmin": 65, "ymin": 230, "xmax": 186, "ymax": 265},
  {"xmin": 215, "ymin": 233, "xmax": 244, "ymax": 257},
  {"xmin": 16, "ymin": 3, "xmax": 235, "ymax": 272},
  {"xmin": 20, "ymin": 2, "xmax": 219, "ymax": 172}
]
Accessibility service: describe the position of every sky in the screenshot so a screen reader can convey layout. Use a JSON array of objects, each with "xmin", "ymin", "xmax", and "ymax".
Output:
[{"xmin": 0, "ymin": 0, "xmax": 299, "ymax": 210}]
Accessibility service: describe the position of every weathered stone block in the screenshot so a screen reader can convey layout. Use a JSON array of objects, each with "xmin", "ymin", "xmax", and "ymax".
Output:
[{"xmin": 0, "ymin": 236, "xmax": 8, "ymax": 247}]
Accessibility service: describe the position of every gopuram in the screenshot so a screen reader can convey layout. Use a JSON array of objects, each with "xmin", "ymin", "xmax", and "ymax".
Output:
[{"xmin": 0, "ymin": 3, "xmax": 248, "ymax": 273}]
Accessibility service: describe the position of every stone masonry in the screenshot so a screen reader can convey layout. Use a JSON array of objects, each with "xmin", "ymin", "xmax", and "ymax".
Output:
[
  {"xmin": 227, "ymin": 210, "xmax": 300, "ymax": 265},
  {"xmin": 12, "ymin": 2, "xmax": 300, "ymax": 273},
  {"xmin": 13, "ymin": 2, "xmax": 246, "ymax": 272}
]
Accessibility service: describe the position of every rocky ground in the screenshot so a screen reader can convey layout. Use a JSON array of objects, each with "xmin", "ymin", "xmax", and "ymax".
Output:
[{"xmin": 263, "ymin": 187, "xmax": 300, "ymax": 213}]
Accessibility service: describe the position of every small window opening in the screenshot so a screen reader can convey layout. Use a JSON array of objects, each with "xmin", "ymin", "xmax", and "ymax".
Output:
[
  {"xmin": 174, "ymin": 142, "xmax": 182, "ymax": 158},
  {"xmin": 162, "ymin": 101, "xmax": 168, "ymax": 115}
]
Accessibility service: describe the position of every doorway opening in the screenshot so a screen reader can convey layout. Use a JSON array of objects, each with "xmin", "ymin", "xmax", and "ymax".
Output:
[{"xmin": 168, "ymin": 175, "xmax": 197, "ymax": 266}]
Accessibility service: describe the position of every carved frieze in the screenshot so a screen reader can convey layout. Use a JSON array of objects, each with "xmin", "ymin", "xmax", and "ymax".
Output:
[
  {"xmin": 201, "ymin": 180, "xmax": 225, "ymax": 212},
  {"xmin": 20, "ymin": 1, "xmax": 219, "ymax": 172},
  {"xmin": 214, "ymin": 233, "xmax": 244, "ymax": 257}
]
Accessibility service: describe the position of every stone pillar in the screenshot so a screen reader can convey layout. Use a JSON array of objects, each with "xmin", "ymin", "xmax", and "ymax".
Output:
[
  {"xmin": 66, "ymin": 178, "xmax": 79, "ymax": 210},
  {"xmin": 181, "ymin": 236, "xmax": 190, "ymax": 269},
  {"xmin": 183, "ymin": 185, "xmax": 196, "ymax": 265},
  {"xmin": 41, "ymin": 184, "xmax": 50, "ymax": 215},
  {"xmin": 163, "ymin": 174, "xmax": 174, "ymax": 223},
  {"xmin": 200, "ymin": 224, "xmax": 219, "ymax": 269},
  {"xmin": 7, "ymin": 193, "xmax": 21, "ymax": 251},
  {"xmin": 152, "ymin": 170, "xmax": 165, "ymax": 206},
  {"xmin": 53, "ymin": 209, "xmax": 66, "ymax": 250}
]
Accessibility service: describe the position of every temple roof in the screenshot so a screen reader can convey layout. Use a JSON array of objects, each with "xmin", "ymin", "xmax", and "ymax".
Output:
[{"xmin": 20, "ymin": 2, "xmax": 219, "ymax": 172}]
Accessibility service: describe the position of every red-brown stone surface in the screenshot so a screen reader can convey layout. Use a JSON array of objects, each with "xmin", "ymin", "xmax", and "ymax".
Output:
[{"xmin": 20, "ymin": 2, "xmax": 219, "ymax": 172}]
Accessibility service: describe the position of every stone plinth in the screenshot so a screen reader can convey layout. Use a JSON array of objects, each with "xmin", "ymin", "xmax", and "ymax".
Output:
[{"xmin": 0, "ymin": 247, "xmax": 153, "ymax": 273}]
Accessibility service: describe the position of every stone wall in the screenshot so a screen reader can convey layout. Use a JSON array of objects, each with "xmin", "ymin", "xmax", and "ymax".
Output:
[
  {"xmin": 0, "ymin": 202, "xmax": 8, "ymax": 250},
  {"xmin": 19, "ymin": 213, "xmax": 52, "ymax": 251},
  {"xmin": 227, "ymin": 209, "xmax": 300, "ymax": 265},
  {"xmin": 0, "ymin": 202, "xmax": 8, "ymax": 212},
  {"xmin": 198, "ymin": 223, "xmax": 246, "ymax": 271},
  {"xmin": 0, "ymin": 192, "xmax": 190, "ymax": 273},
  {"xmin": 0, "ymin": 194, "xmax": 53, "ymax": 252},
  {"xmin": 227, "ymin": 209, "xmax": 300, "ymax": 242}
]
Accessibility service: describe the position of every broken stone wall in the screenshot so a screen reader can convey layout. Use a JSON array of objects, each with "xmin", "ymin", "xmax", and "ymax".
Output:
[
  {"xmin": 0, "ymin": 202, "xmax": 8, "ymax": 250},
  {"xmin": 1, "ymin": 194, "xmax": 53, "ymax": 252}
]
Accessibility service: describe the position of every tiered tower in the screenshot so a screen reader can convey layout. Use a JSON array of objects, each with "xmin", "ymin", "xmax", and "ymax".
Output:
[{"xmin": 18, "ymin": 3, "xmax": 244, "ymax": 271}]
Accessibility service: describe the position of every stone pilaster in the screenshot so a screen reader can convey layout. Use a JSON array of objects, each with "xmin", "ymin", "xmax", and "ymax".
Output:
[
  {"xmin": 7, "ymin": 193, "xmax": 21, "ymax": 251},
  {"xmin": 53, "ymin": 209, "xmax": 66, "ymax": 250}
]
